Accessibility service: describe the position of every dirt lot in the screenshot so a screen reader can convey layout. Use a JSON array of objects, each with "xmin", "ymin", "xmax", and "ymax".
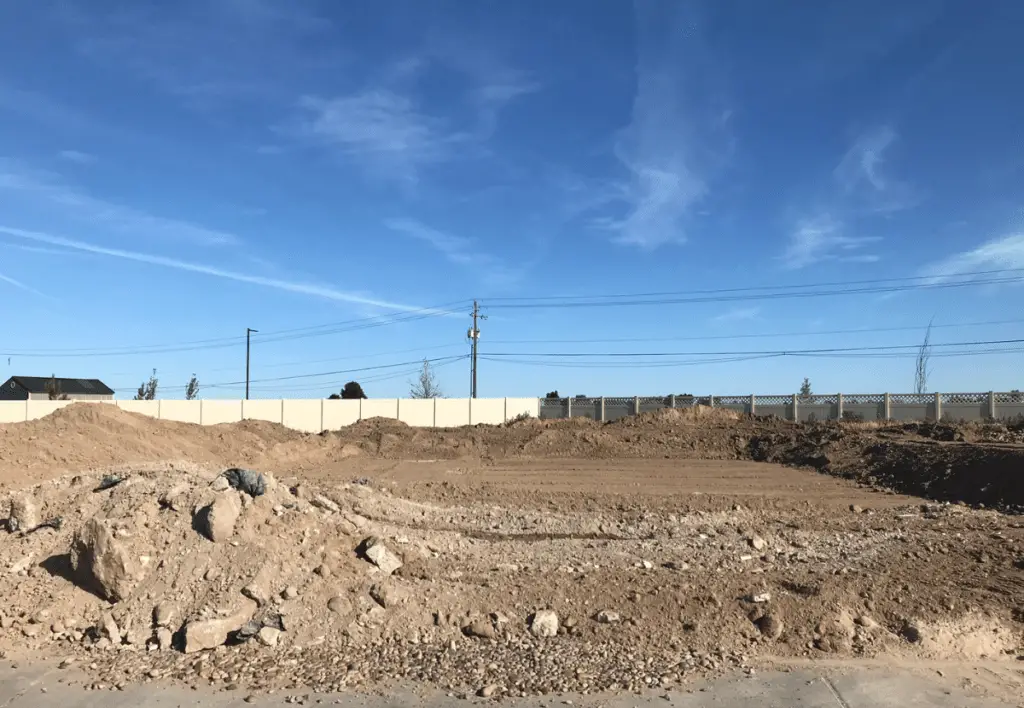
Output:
[{"xmin": 0, "ymin": 405, "xmax": 1022, "ymax": 699}]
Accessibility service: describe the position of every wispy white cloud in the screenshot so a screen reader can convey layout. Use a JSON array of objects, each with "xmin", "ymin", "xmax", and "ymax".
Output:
[
  {"xmin": 58, "ymin": 149, "xmax": 98, "ymax": 165},
  {"xmin": 297, "ymin": 91, "xmax": 459, "ymax": 185},
  {"xmin": 590, "ymin": 4, "xmax": 728, "ymax": 249},
  {"xmin": 712, "ymin": 306, "xmax": 761, "ymax": 323},
  {"xmin": 0, "ymin": 225, "xmax": 447, "ymax": 314},
  {"xmin": 832, "ymin": 126, "xmax": 922, "ymax": 215},
  {"xmin": 0, "ymin": 162, "xmax": 239, "ymax": 247},
  {"xmin": 780, "ymin": 215, "xmax": 881, "ymax": 269},
  {"xmin": 383, "ymin": 217, "xmax": 522, "ymax": 284},
  {"xmin": 920, "ymin": 233, "xmax": 1024, "ymax": 283},
  {"xmin": 0, "ymin": 271, "xmax": 47, "ymax": 298}
]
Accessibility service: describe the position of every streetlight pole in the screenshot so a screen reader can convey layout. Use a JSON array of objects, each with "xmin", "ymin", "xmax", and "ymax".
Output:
[{"xmin": 246, "ymin": 327, "xmax": 258, "ymax": 400}]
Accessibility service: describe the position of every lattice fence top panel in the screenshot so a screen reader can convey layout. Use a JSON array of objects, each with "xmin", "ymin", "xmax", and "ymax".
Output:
[
  {"xmin": 889, "ymin": 393, "xmax": 933, "ymax": 404},
  {"xmin": 716, "ymin": 396, "xmax": 750, "ymax": 405},
  {"xmin": 806, "ymin": 395, "xmax": 837, "ymax": 404},
  {"xmin": 843, "ymin": 394, "xmax": 884, "ymax": 404},
  {"xmin": 994, "ymin": 391, "xmax": 1024, "ymax": 403},
  {"xmin": 754, "ymin": 395, "xmax": 791, "ymax": 406},
  {"xmin": 540, "ymin": 398, "xmax": 567, "ymax": 407},
  {"xmin": 602, "ymin": 397, "xmax": 633, "ymax": 405},
  {"xmin": 941, "ymin": 393, "xmax": 986, "ymax": 404}
]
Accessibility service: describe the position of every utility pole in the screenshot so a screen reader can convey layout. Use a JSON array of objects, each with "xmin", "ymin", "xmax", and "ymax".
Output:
[
  {"xmin": 468, "ymin": 301, "xmax": 485, "ymax": 398},
  {"xmin": 245, "ymin": 327, "xmax": 258, "ymax": 400}
]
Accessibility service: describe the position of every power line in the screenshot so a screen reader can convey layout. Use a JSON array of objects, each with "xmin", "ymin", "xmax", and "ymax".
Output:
[
  {"xmin": 485, "ymin": 274, "xmax": 1024, "ymax": 310},
  {"xmin": 485, "ymin": 318, "xmax": 1024, "ymax": 345},
  {"xmin": 485, "ymin": 267, "xmax": 1024, "ymax": 302}
]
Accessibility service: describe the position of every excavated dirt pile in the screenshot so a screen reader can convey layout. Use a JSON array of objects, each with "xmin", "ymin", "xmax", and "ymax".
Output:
[{"xmin": 0, "ymin": 404, "xmax": 1022, "ymax": 698}]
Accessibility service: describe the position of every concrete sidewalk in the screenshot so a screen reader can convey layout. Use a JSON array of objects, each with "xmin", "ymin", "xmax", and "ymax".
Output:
[{"xmin": 0, "ymin": 664, "xmax": 1016, "ymax": 708}]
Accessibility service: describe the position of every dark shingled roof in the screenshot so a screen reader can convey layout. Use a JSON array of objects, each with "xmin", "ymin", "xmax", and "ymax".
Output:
[{"xmin": 8, "ymin": 376, "xmax": 114, "ymax": 395}]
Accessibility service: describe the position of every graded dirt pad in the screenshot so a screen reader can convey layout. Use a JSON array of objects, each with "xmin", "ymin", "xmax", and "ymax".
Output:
[{"xmin": 0, "ymin": 404, "xmax": 1022, "ymax": 700}]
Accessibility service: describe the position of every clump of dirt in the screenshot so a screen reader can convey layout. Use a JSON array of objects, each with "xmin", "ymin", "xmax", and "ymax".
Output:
[{"xmin": 2, "ymin": 463, "xmax": 1021, "ymax": 697}]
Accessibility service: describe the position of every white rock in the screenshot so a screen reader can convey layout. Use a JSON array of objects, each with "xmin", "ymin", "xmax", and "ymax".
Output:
[
  {"xmin": 8, "ymin": 496, "xmax": 38, "ymax": 532},
  {"xmin": 751, "ymin": 593, "xmax": 771, "ymax": 603},
  {"xmin": 257, "ymin": 626, "xmax": 282, "ymax": 647},
  {"xmin": 529, "ymin": 610, "xmax": 559, "ymax": 638},
  {"xmin": 311, "ymin": 495, "xmax": 340, "ymax": 513},
  {"xmin": 595, "ymin": 610, "xmax": 621, "ymax": 624},
  {"xmin": 748, "ymin": 536, "xmax": 767, "ymax": 551}
]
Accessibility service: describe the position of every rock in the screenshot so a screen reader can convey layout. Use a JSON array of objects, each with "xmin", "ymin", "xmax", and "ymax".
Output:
[
  {"xmin": 900, "ymin": 623, "xmax": 923, "ymax": 644},
  {"xmin": 529, "ymin": 610, "xmax": 559, "ymax": 638},
  {"xmin": 153, "ymin": 603, "xmax": 175, "ymax": 628},
  {"xmin": 195, "ymin": 493, "xmax": 242, "ymax": 543},
  {"xmin": 327, "ymin": 596, "xmax": 351, "ymax": 615},
  {"xmin": 59, "ymin": 658, "xmax": 75, "ymax": 669},
  {"xmin": 100, "ymin": 613, "xmax": 121, "ymax": 643},
  {"xmin": 257, "ymin": 626, "xmax": 282, "ymax": 647},
  {"xmin": 9, "ymin": 556, "xmax": 33, "ymax": 575},
  {"xmin": 8, "ymin": 496, "xmax": 38, "ymax": 532},
  {"xmin": 595, "ymin": 610, "xmax": 621, "ymax": 624},
  {"xmin": 282, "ymin": 586, "xmax": 299, "ymax": 601},
  {"xmin": 311, "ymin": 495, "xmax": 340, "ymax": 513},
  {"xmin": 748, "ymin": 536, "xmax": 767, "ymax": 551},
  {"xmin": 183, "ymin": 599, "xmax": 257, "ymax": 654},
  {"xmin": 369, "ymin": 582, "xmax": 403, "ymax": 609},
  {"xmin": 204, "ymin": 567, "xmax": 221, "ymax": 582},
  {"xmin": 750, "ymin": 593, "xmax": 771, "ymax": 603},
  {"xmin": 156, "ymin": 628, "xmax": 173, "ymax": 651},
  {"xmin": 210, "ymin": 476, "xmax": 231, "ymax": 492},
  {"xmin": 478, "ymin": 684, "xmax": 499, "ymax": 698},
  {"xmin": 70, "ymin": 519, "xmax": 138, "ymax": 602},
  {"xmin": 463, "ymin": 618, "xmax": 497, "ymax": 639},
  {"xmin": 314, "ymin": 564, "xmax": 332, "ymax": 578},
  {"xmin": 641, "ymin": 560, "xmax": 654, "ymax": 570},
  {"xmin": 755, "ymin": 614, "xmax": 784, "ymax": 639},
  {"xmin": 21, "ymin": 624, "xmax": 41, "ymax": 638},
  {"xmin": 850, "ymin": 504, "xmax": 864, "ymax": 514},
  {"xmin": 223, "ymin": 468, "xmax": 266, "ymax": 497},
  {"xmin": 158, "ymin": 483, "xmax": 190, "ymax": 512},
  {"xmin": 855, "ymin": 615, "xmax": 878, "ymax": 629},
  {"xmin": 358, "ymin": 537, "xmax": 403, "ymax": 575}
]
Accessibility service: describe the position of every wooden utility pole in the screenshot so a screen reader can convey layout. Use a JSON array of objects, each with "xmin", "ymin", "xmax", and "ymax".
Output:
[
  {"xmin": 245, "ymin": 327, "xmax": 258, "ymax": 400},
  {"xmin": 468, "ymin": 301, "xmax": 484, "ymax": 398}
]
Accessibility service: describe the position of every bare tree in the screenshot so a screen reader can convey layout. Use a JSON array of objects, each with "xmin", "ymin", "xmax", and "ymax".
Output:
[
  {"xmin": 409, "ymin": 360, "xmax": 443, "ymax": 399},
  {"xmin": 914, "ymin": 321, "xmax": 933, "ymax": 394},
  {"xmin": 45, "ymin": 374, "xmax": 68, "ymax": 400},
  {"xmin": 185, "ymin": 374, "xmax": 200, "ymax": 400},
  {"xmin": 135, "ymin": 368, "xmax": 158, "ymax": 401}
]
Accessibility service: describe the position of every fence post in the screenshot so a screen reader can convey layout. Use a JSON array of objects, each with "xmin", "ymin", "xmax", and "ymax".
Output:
[
  {"xmin": 883, "ymin": 393, "xmax": 891, "ymax": 420},
  {"xmin": 709, "ymin": 395, "xmax": 715, "ymax": 408},
  {"xmin": 934, "ymin": 392, "xmax": 942, "ymax": 421},
  {"xmin": 791, "ymin": 393, "xmax": 798, "ymax": 421},
  {"xmin": 566, "ymin": 397, "xmax": 572, "ymax": 419},
  {"xmin": 749, "ymin": 394, "xmax": 756, "ymax": 416},
  {"xmin": 600, "ymin": 397, "xmax": 606, "ymax": 422},
  {"xmin": 670, "ymin": 394, "xmax": 676, "ymax": 409},
  {"xmin": 987, "ymin": 391, "xmax": 996, "ymax": 420},
  {"xmin": 634, "ymin": 396, "xmax": 640, "ymax": 416},
  {"xmin": 836, "ymin": 393, "xmax": 844, "ymax": 420}
]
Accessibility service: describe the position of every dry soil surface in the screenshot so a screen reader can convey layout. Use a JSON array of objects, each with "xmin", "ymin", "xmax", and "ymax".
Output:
[{"xmin": 0, "ymin": 404, "xmax": 1022, "ymax": 701}]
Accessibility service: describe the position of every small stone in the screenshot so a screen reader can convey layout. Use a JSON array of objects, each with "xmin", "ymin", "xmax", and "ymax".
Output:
[
  {"xmin": 751, "ymin": 593, "xmax": 771, "ymax": 603},
  {"xmin": 641, "ymin": 560, "xmax": 654, "ymax": 570},
  {"xmin": 901, "ymin": 623, "xmax": 923, "ymax": 644},
  {"xmin": 8, "ymin": 556, "xmax": 33, "ymax": 575},
  {"xmin": 478, "ymin": 684, "xmax": 499, "ymax": 698},
  {"xmin": 463, "ymin": 618, "xmax": 497, "ymax": 640},
  {"xmin": 153, "ymin": 602, "xmax": 175, "ymax": 628},
  {"xmin": 595, "ymin": 610, "xmax": 621, "ymax": 624},
  {"xmin": 101, "ymin": 613, "xmax": 121, "ymax": 643},
  {"xmin": 156, "ymin": 628, "xmax": 173, "ymax": 651},
  {"xmin": 7, "ymin": 496, "xmax": 38, "ymax": 532},
  {"xmin": 21, "ymin": 624, "xmax": 41, "ymax": 638},
  {"xmin": 850, "ymin": 505, "xmax": 864, "ymax": 514},
  {"xmin": 257, "ymin": 626, "xmax": 282, "ymax": 647},
  {"xmin": 50, "ymin": 622, "xmax": 65, "ymax": 635},
  {"xmin": 327, "ymin": 596, "xmax": 351, "ymax": 615},
  {"xmin": 282, "ymin": 586, "xmax": 299, "ymax": 600},
  {"xmin": 358, "ymin": 537, "xmax": 403, "ymax": 575},
  {"xmin": 369, "ymin": 582, "xmax": 403, "ymax": 609},
  {"xmin": 195, "ymin": 493, "xmax": 242, "ymax": 543},
  {"xmin": 311, "ymin": 495, "xmax": 340, "ymax": 513},
  {"xmin": 59, "ymin": 658, "xmax": 75, "ymax": 669},
  {"xmin": 210, "ymin": 476, "xmax": 231, "ymax": 492},
  {"xmin": 855, "ymin": 615, "xmax": 878, "ymax": 629},
  {"xmin": 748, "ymin": 536, "xmax": 767, "ymax": 551},
  {"xmin": 755, "ymin": 614, "xmax": 784, "ymax": 639},
  {"xmin": 529, "ymin": 610, "xmax": 559, "ymax": 638},
  {"xmin": 183, "ymin": 599, "xmax": 257, "ymax": 653},
  {"xmin": 314, "ymin": 564, "xmax": 332, "ymax": 578}
]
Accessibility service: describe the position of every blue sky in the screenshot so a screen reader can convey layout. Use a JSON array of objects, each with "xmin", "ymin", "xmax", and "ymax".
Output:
[{"xmin": 1, "ymin": 0, "xmax": 1023, "ymax": 399}]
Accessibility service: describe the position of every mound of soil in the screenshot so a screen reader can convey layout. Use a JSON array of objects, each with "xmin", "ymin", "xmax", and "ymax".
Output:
[{"xmin": 2, "ymin": 464, "xmax": 1021, "ymax": 697}]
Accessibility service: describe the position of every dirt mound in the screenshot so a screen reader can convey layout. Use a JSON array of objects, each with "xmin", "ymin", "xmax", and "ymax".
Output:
[
  {"xmin": 2, "ymin": 463, "xmax": 1021, "ymax": 697},
  {"xmin": 624, "ymin": 405, "xmax": 743, "ymax": 426}
]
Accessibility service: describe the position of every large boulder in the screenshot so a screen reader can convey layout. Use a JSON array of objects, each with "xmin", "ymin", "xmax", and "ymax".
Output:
[
  {"xmin": 70, "ymin": 519, "xmax": 138, "ymax": 602},
  {"xmin": 194, "ymin": 493, "xmax": 242, "ymax": 543}
]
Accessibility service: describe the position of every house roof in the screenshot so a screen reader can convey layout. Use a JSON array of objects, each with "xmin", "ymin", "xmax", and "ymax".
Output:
[{"xmin": 7, "ymin": 376, "xmax": 115, "ymax": 395}]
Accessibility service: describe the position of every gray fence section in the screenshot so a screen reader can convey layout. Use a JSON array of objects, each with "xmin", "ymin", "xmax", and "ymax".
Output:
[{"xmin": 539, "ymin": 392, "xmax": 1024, "ymax": 423}]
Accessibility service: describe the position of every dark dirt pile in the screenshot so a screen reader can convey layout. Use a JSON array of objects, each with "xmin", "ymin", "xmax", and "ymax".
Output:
[{"xmin": 2, "ymin": 464, "xmax": 1022, "ymax": 698}]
